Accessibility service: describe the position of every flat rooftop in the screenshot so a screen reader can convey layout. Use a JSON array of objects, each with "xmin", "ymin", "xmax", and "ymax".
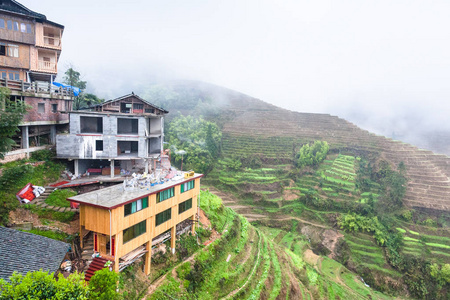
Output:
[{"xmin": 68, "ymin": 173, "xmax": 202, "ymax": 209}]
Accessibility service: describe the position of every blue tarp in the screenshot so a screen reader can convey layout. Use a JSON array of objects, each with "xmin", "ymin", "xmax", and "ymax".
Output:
[{"xmin": 52, "ymin": 82, "xmax": 80, "ymax": 96}]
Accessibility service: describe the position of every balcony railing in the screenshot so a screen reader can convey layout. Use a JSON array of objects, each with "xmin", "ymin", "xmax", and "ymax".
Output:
[
  {"xmin": 38, "ymin": 60, "xmax": 57, "ymax": 72},
  {"xmin": 0, "ymin": 78, "xmax": 74, "ymax": 97},
  {"xmin": 43, "ymin": 36, "xmax": 61, "ymax": 47}
]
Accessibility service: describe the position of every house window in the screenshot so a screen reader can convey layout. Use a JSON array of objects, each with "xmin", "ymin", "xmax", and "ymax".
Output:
[
  {"xmin": 7, "ymin": 72, "xmax": 19, "ymax": 80},
  {"xmin": 51, "ymin": 104, "xmax": 58, "ymax": 113},
  {"xmin": 37, "ymin": 103, "xmax": 45, "ymax": 113},
  {"xmin": 80, "ymin": 116, "xmax": 103, "ymax": 133},
  {"xmin": 123, "ymin": 220, "xmax": 146, "ymax": 244},
  {"xmin": 181, "ymin": 180, "xmax": 195, "ymax": 193},
  {"xmin": 155, "ymin": 208, "xmax": 171, "ymax": 226},
  {"xmin": 7, "ymin": 44, "xmax": 19, "ymax": 57},
  {"xmin": 133, "ymin": 104, "xmax": 143, "ymax": 110},
  {"xmin": 117, "ymin": 118, "xmax": 138, "ymax": 134},
  {"xmin": 179, "ymin": 198, "xmax": 192, "ymax": 214},
  {"xmin": 156, "ymin": 187, "xmax": 174, "ymax": 203},
  {"xmin": 0, "ymin": 19, "xmax": 4, "ymax": 29},
  {"xmin": 0, "ymin": 43, "xmax": 5, "ymax": 56},
  {"xmin": 0, "ymin": 70, "xmax": 6, "ymax": 79},
  {"xmin": 26, "ymin": 24, "xmax": 31, "ymax": 33},
  {"xmin": 13, "ymin": 22, "xmax": 18, "ymax": 31},
  {"xmin": 7, "ymin": 20, "xmax": 12, "ymax": 30},
  {"xmin": 20, "ymin": 23, "xmax": 26, "ymax": 32},
  {"xmin": 124, "ymin": 197, "xmax": 148, "ymax": 217},
  {"xmin": 95, "ymin": 140, "xmax": 103, "ymax": 151}
]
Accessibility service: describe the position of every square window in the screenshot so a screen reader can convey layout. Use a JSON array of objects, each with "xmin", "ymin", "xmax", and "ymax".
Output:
[
  {"xmin": 0, "ymin": 70, "xmax": 6, "ymax": 79},
  {"xmin": 20, "ymin": 23, "xmax": 26, "ymax": 32},
  {"xmin": 95, "ymin": 140, "xmax": 103, "ymax": 151},
  {"xmin": 26, "ymin": 24, "xmax": 31, "ymax": 33},
  {"xmin": 13, "ymin": 22, "xmax": 18, "ymax": 31},
  {"xmin": 14, "ymin": 73, "xmax": 19, "ymax": 80},
  {"xmin": 51, "ymin": 104, "xmax": 58, "ymax": 113},
  {"xmin": 7, "ymin": 20, "xmax": 12, "ymax": 30},
  {"xmin": 37, "ymin": 103, "xmax": 45, "ymax": 113},
  {"xmin": 0, "ymin": 19, "xmax": 4, "ymax": 29},
  {"xmin": 8, "ymin": 73, "xmax": 13, "ymax": 80}
]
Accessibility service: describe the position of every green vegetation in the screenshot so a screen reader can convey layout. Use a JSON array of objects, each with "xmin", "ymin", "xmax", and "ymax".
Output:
[
  {"xmin": 166, "ymin": 115, "xmax": 221, "ymax": 175},
  {"xmin": 0, "ymin": 152, "xmax": 65, "ymax": 225},
  {"xmin": 45, "ymin": 189, "xmax": 77, "ymax": 207},
  {"xmin": 0, "ymin": 269, "xmax": 120, "ymax": 300},
  {"xmin": 296, "ymin": 141, "xmax": 329, "ymax": 168},
  {"xmin": 0, "ymin": 87, "xmax": 28, "ymax": 159},
  {"xmin": 19, "ymin": 228, "xmax": 70, "ymax": 242}
]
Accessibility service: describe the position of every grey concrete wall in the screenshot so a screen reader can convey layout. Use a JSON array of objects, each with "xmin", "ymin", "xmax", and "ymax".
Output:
[{"xmin": 57, "ymin": 113, "xmax": 164, "ymax": 160}]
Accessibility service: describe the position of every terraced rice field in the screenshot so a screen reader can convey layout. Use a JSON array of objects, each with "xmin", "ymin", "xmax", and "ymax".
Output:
[
  {"xmin": 396, "ymin": 227, "xmax": 450, "ymax": 262},
  {"xmin": 344, "ymin": 233, "xmax": 401, "ymax": 278}
]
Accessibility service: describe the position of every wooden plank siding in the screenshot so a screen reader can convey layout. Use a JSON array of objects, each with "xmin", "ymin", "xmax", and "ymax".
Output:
[{"xmin": 79, "ymin": 177, "xmax": 201, "ymax": 274}]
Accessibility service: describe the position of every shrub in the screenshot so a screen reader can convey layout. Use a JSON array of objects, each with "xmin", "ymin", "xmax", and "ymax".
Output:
[
  {"xmin": 0, "ymin": 270, "xmax": 88, "ymax": 299},
  {"xmin": 89, "ymin": 268, "xmax": 120, "ymax": 300},
  {"xmin": 30, "ymin": 149, "xmax": 55, "ymax": 161}
]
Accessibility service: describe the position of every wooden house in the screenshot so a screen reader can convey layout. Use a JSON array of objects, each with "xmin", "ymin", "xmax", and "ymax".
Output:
[
  {"xmin": 68, "ymin": 173, "xmax": 202, "ymax": 275},
  {"xmin": 0, "ymin": 0, "xmax": 71, "ymax": 163}
]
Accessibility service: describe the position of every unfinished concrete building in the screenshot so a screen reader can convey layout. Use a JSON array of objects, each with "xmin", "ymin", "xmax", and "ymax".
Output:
[{"xmin": 56, "ymin": 93, "xmax": 168, "ymax": 177}]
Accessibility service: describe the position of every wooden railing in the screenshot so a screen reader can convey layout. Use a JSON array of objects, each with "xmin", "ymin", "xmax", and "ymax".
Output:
[
  {"xmin": 0, "ymin": 78, "xmax": 74, "ymax": 97},
  {"xmin": 38, "ymin": 60, "xmax": 57, "ymax": 72},
  {"xmin": 43, "ymin": 36, "xmax": 61, "ymax": 47}
]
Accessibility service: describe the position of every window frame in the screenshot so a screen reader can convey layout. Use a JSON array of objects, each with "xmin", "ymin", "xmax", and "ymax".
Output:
[
  {"xmin": 180, "ymin": 180, "xmax": 195, "ymax": 193},
  {"xmin": 123, "ymin": 220, "xmax": 146, "ymax": 244},
  {"xmin": 95, "ymin": 140, "xmax": 103, "ymax": 151},
  {"xmin": 13, "ymin": 21, "xmax": 18, "ymax": 31},
  {"xmin": 124, "ymin": 197, "xmax": 148, "ymax": 217},
  {"xmin": 0, "ymin": 19, "xmax": 5, "ymax": 29},
  {"xmin": 178, "ymin": 198, "xmax": 192, "ymax": 214},
  {"xmin": 156, "ymin": 187, "xmax": 174, "ymax": 203},
  {"xmin": 37, "ymin": 103, "xmax": 45, "ymax": 113},
  {"xmin": 7, "ymin": 20, "xmax": 12, "ymax": 30},
  {"xmin": 51, "ymin": 103, "xmax": 58, "ymax": 113},
  {"xmin": 155, "ymin": 208, "xmax": 171, "ymax": 227}
]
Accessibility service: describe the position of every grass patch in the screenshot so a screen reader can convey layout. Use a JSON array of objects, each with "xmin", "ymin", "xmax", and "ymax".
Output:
[
  {"xmin": 396, "ymin": 228, "xmax": 406, "ymax": 233},
  {"xmin": 404, "ymin": 236, "xmax": 419, "ymax": 242},
  {"xmin": 19, "ymin": 228, "xmax": 70, "ymax": 242},
  {"xmin": 408, "ymin": 230, "xmax": 420, "ymax": 236},
  {"xmin": 45, "ymin": 189, "xmax": 77, "ymax": 207}
]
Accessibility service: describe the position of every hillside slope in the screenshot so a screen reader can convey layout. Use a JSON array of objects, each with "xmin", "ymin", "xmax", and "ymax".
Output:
[{"xmin": 153, "ymin": 81, "xmax": 450, "ymax": 212}]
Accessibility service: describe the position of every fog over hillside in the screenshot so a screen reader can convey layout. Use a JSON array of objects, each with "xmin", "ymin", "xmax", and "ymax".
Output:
[{"xmin": 22, "ymin": 0, "xmax": 450, "ymax": 155}]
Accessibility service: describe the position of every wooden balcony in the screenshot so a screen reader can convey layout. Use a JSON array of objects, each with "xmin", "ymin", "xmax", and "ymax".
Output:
[
  {"xmin": 43, "ymin": 36, "xmax": 61, "ymax": 48},
  {"xmin": 37, "ymin": 60, "xmax": 57, "ymax": 73},
  {"xmin": 0, "ymin": 78, "xmax": 74, "ymax": 97}
]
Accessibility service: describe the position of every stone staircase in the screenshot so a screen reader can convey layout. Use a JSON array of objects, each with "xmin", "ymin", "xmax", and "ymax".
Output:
[{"xmin": 33, "ymin": 186, "xmax": 79, "ymax": 213}]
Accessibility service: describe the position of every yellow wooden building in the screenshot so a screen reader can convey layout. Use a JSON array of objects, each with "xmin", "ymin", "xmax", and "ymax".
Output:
[{"xmin": 68, "ymin": 173, "xmax": 202, "ymax": 275}]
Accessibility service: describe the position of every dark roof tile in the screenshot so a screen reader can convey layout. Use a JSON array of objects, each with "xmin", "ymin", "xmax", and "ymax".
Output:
[{"xmin": 0, "ymin": 226, "xmax": 69, "ymax": 282}]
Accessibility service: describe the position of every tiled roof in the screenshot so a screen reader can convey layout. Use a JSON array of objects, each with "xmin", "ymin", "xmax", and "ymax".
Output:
[
  {"xmin": 0, "ymin": 0, "xmax": 46, "ymax": 20},
  {"xmin": 0, "ymin": 226, "xmax": 70, "ymax": 282}
]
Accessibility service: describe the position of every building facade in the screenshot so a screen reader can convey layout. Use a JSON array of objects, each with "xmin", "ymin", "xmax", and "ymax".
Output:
[
  {"xmin": 0, "ymin": 0, "xmax": 72, "ymax": 163},
  {"xmin": 56, "ymin": 94, "xmax": 168, "ymax": 176},
  {"xmin": 68, "ymin": 173, "xmax": 202, "ymax": 275}
]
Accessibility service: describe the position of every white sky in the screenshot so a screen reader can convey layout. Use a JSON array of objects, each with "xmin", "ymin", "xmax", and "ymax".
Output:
[{"xmin": 21, "ymin": 0, "xmax": 450, "ymax": 145}]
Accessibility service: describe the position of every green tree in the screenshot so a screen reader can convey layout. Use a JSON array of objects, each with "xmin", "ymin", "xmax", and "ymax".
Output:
[
  {"xmin": 63, "ymin": 67, "xmax": 86, "ymax": 91},
  {"xmin": 166, "ymin": 115, "xmax": 221, "ymax": 174},
  {"xmin": 88, "ymin": 268, "xmax": 120, "ymax": 300},
  {"xmin": 0, "ymin": 87, "xmax": 28, "ymax": 159},
  {"xmin": 296, "ymin": 141, "xmax": 329, "ymax": 168}
]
